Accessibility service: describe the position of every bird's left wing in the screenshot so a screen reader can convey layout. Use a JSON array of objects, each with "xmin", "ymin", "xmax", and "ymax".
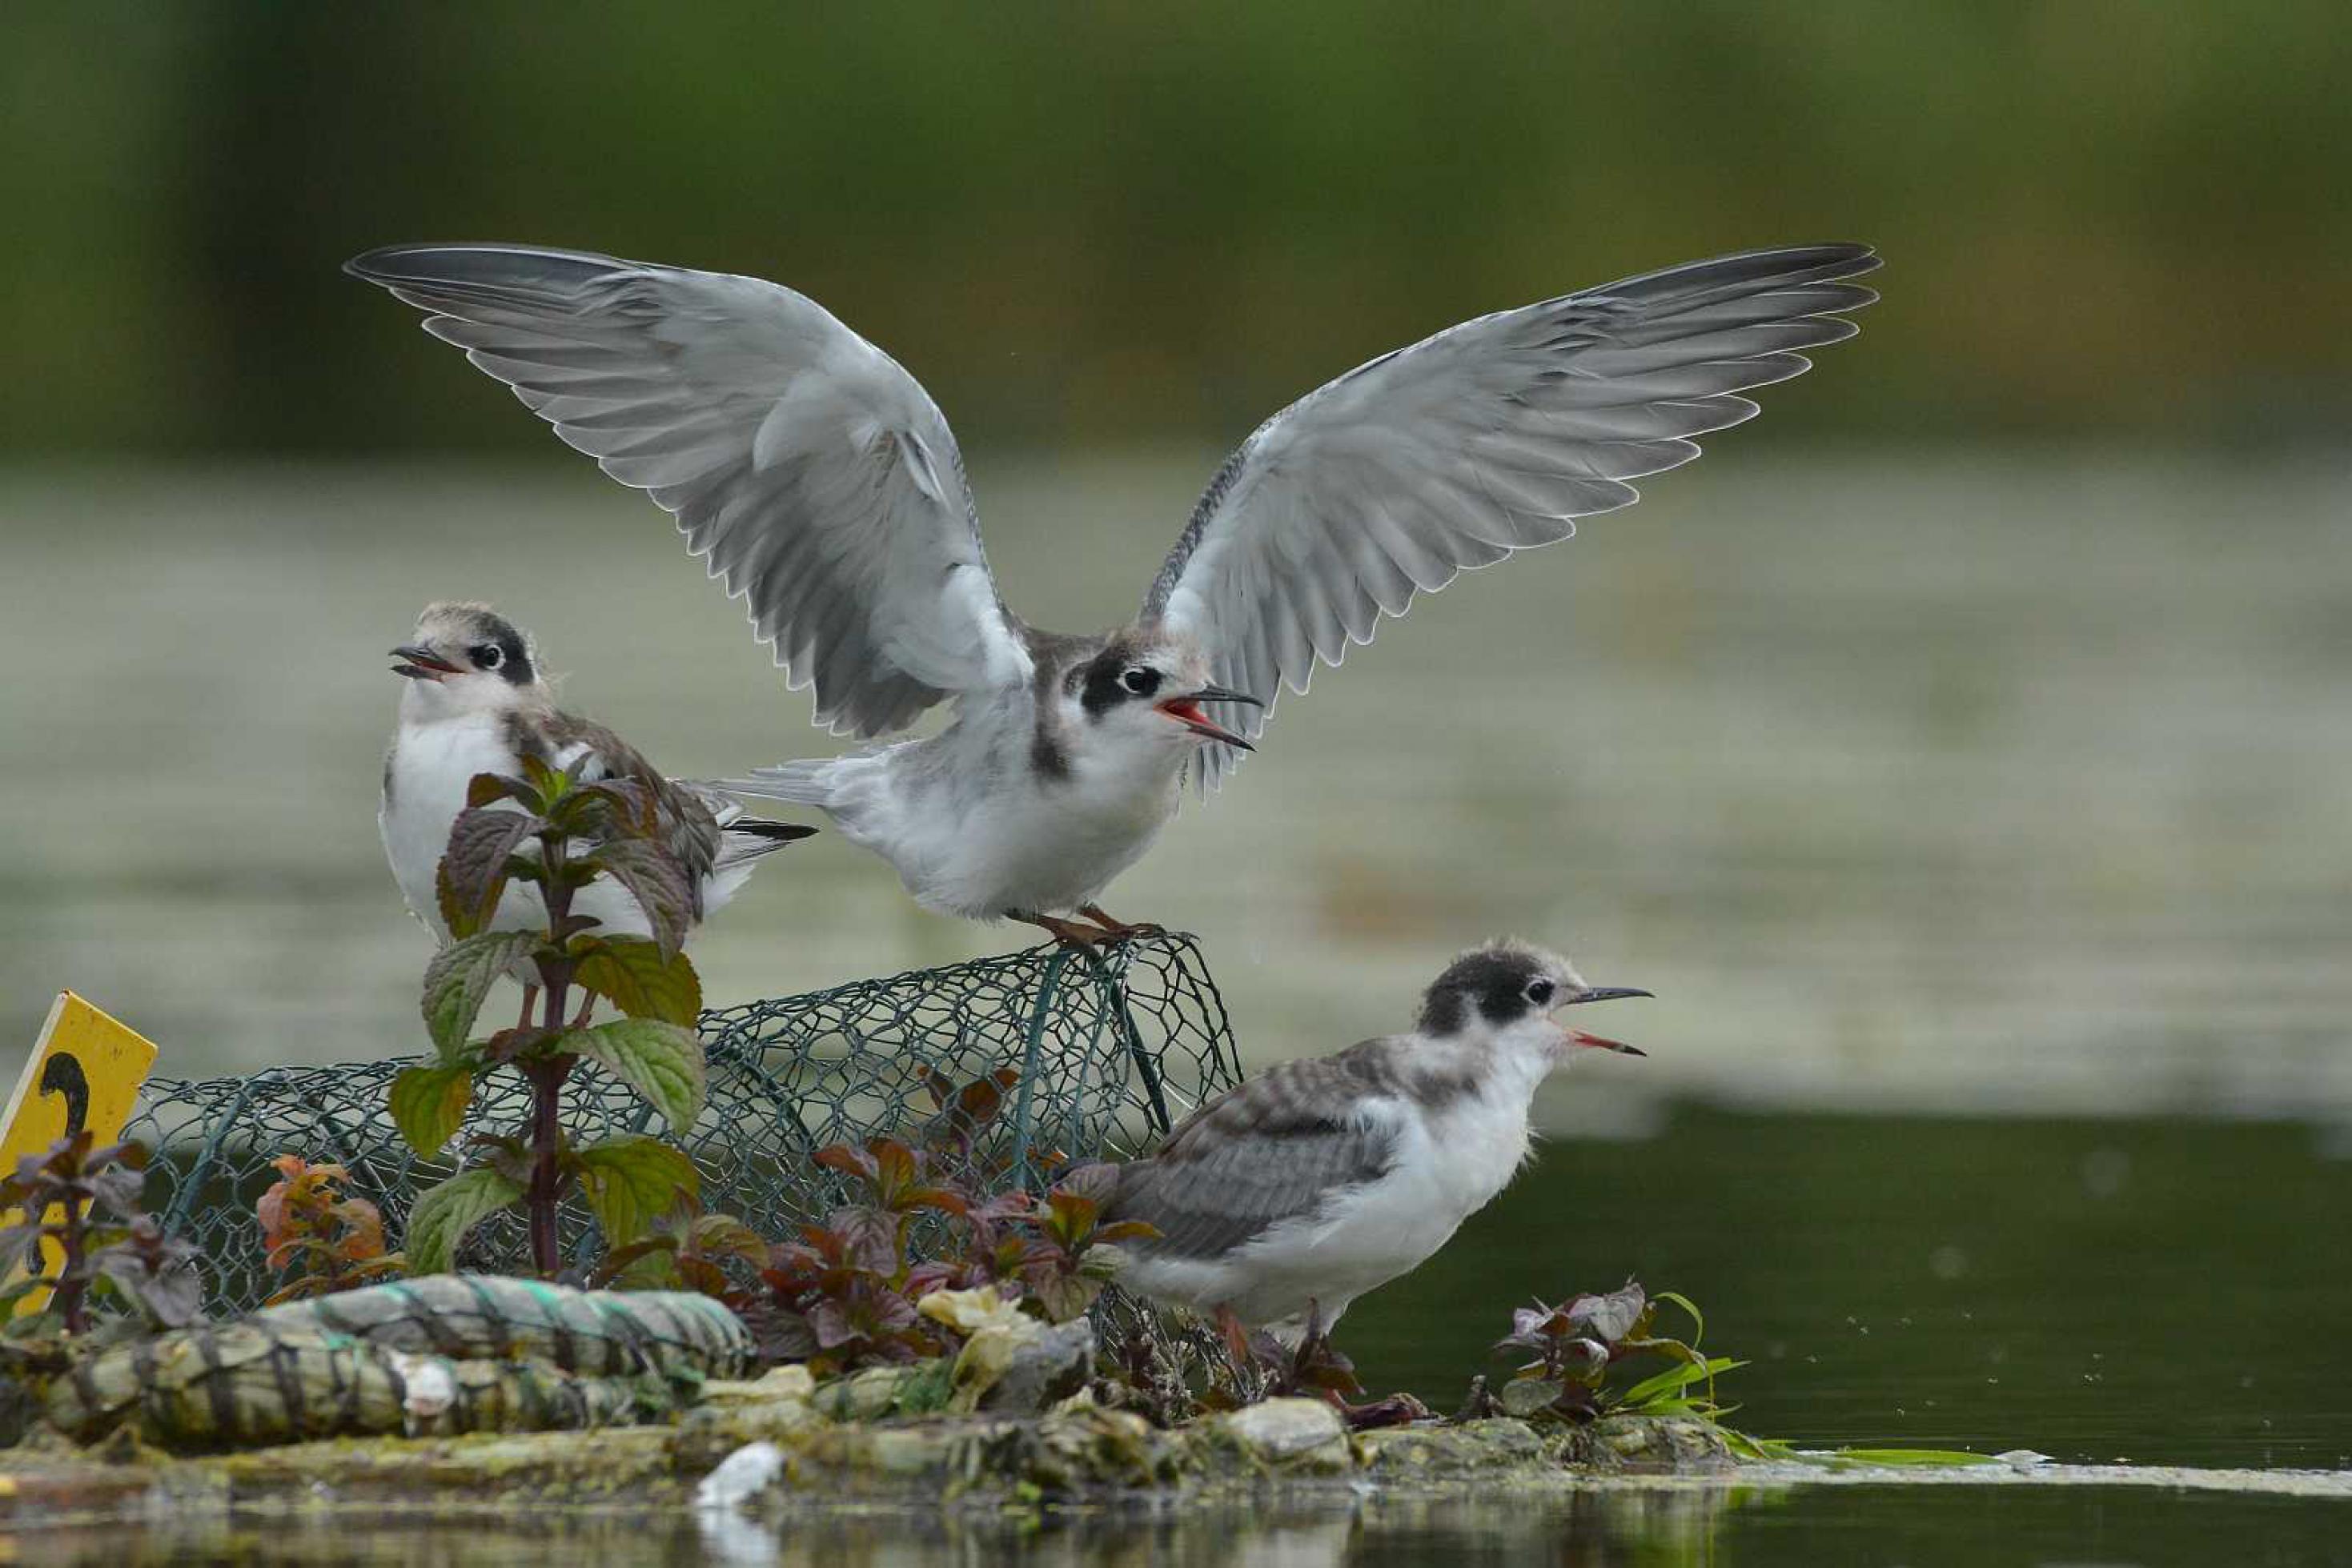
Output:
[
  {"xmin": 347, "ymin": 243, "xmax": 1032, "ymax": 737},
  {"xmin": 1110, "ymin": 1047, "xmax": 1405, "ymax": 1260},
  {"xmin": 1142, "ymin": 244, "xmax": 1880, "ymax": 785}
]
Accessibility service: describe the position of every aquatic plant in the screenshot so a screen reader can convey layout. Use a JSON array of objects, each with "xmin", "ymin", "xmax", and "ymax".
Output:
[
  {"xmin": 393, "ymin": 756, "xmax": 708, "ymax": 1277},
  {"xmin": 255, "ymin": 1156, "xmax": 404, "ymax": 1305},
  {"xmin": 1484, "ymin": 1279, "xmax": 1733, "ymax": 1423},
  {"xmin": 0, "ymin": 1132, "xmax": 203, "ymax": 1335}
]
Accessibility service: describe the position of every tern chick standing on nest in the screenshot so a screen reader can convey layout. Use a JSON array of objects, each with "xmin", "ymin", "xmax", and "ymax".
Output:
[
  {"xmin": 1102, "ymin": 940, "xmax": 1647, "ymax": 1346},
  {"xmin": 380, "ymin": 601, "xmax": 814, "ymax": 1015},
  {"xmin": 347, "ymin": 242, "xmax": 1876, "ymax": 945}
]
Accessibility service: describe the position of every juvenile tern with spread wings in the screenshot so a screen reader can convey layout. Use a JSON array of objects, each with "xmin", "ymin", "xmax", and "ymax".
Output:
[{"xmin": 348, "ymin": 243, "xmax": 1877, "ymax": 944}]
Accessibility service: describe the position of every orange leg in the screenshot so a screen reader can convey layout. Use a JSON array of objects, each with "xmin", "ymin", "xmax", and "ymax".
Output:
[
  {"xmin": 1007, "ymin": 909, "xmax": 1120, "ymax": 948},
  {"xmin": 1076, "ymin": 904, "xmax": 1166, "ymax": 942}
]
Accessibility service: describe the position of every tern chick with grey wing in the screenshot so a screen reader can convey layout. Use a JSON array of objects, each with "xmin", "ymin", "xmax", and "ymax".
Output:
[
  {"xmin": 379, "ymin": 601, "xmax": 813, "ymax": 953},
  {"xmin": 347, "ymin": 242, "xmax": 1878, "ymax": 944},
  {"xmin": 1103, "ymin": 940, "xmax": 1648, "ymax": 1343}
]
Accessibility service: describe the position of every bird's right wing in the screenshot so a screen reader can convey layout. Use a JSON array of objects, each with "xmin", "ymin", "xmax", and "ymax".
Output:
[
  {"xmin": 1142, "ymin": 244, "xmax": 1880, "ymax": 786},
  {"xmin": 347, "ymin": 243, "xmax": 1032, "ymax": 736},
  {"xmin": 1110, "ymin": 1049, "xmax": 1403, "ymax": 1260}
]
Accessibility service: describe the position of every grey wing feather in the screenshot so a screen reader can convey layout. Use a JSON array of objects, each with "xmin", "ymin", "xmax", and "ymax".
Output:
[
  {"xmin": 531, "ymin": 712, "xmax": 812, "ymax": 912},
  {"xmin": 1110, "ymin": 1047, "xmax": 1403, "ymax": 1260},
  {"xmin": 1143, "ymin": 243, "xmax": 1881, "ymax": 786},
  {"xmin": 346, "ymin": 243, "xmax": 1034, "ymax": 737}
]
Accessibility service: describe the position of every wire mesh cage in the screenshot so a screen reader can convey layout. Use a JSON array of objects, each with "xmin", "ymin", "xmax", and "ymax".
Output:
[{"xmin": 126, "ymin": 935, "xmax": 1242, "ymax": 1316}]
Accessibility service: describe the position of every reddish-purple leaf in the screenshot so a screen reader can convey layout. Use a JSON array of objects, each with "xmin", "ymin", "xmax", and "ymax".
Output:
[{"xmin": 435, "ymin": 806, "xmax": 544, "ymax": 937}]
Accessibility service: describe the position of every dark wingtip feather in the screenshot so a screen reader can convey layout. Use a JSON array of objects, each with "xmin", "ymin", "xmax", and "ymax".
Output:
[{"xmin": 727, "ymin": 819, "xmax": 820, "ymax": 844}]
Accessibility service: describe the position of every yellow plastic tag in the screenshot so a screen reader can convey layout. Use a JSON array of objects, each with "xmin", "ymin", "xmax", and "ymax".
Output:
[{"xmin": 1, "ymin": 993, "xmax": 160, "ymax": 1314}]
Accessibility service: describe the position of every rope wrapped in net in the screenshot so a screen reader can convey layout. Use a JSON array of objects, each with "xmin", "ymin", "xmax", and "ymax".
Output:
[
  {"xmin": 45, "ymin": 1276, "xmax": 749, "ymax": 1448},
  {"xmin": 124, "ymin": 936, "xmax": 1242, "ymax": 1314}
]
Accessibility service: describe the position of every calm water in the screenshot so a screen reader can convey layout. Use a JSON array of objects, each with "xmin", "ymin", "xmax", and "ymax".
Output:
[
  {"xmin": 3, "ymin": 455, "xmax": 2348, "ymax": 1561},
  {"xmin": 3, "ymin": 454, "xmax": 2350, "ymax": 1121},
  {"xmin": 21, "ymin": 1486, "xmax": 2352, "ymax": 1567}
]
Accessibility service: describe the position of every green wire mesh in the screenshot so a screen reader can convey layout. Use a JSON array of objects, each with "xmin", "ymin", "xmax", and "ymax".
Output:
[{"xmin": 124, "ymin": 935, "xmax": 1241, "ymax": 1317}]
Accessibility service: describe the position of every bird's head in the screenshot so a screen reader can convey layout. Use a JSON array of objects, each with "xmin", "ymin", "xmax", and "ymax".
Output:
[
  {"xmin": 389, "ymin": 601, "xmax": 546, "ymax": 719},
  {"xmin": 1063, "ymin": 630, "xmax": 1262, "ymax": 762},
  {"xmin": 1415, "ymin": 940, "xmax": 1650, "ymax": 1065}
]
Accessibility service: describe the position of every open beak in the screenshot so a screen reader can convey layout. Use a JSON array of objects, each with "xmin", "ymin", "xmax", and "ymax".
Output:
[
  {"xmin": 390, "ymin": 644, "xmax": 460, "ymax": 681},
  {"xmin": 1556, "ymin": 985, "xmax": 1652, "ymax": 1057},
  {"xmin": 1156, "ymin": 684, "xmax": 1264, "ymax": 752}
]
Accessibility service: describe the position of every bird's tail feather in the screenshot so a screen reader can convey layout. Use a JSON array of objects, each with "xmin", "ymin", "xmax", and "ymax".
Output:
[{"xmin": 712, "ymin": 760, "xmax": 837, "ymax": 808}]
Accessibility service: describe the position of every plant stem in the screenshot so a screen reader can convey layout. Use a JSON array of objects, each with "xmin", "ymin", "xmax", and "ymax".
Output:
[
  {"xmin": 524, "ymin": 825, "xmax": 581, "ymax": 1279},
  {"xmin": 523, "ymin": 1054, "xmax": 575, "ymax": 1277},
  {"xmin": 53, "ymin": 1191, "xmax": 89, "ymax": 1333}
]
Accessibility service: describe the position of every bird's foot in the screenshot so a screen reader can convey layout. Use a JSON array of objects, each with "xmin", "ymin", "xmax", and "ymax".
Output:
[
  {"xmin": 1009, "ymin": 909, "xmax": 1123, "ymax": 948},
  {"xmin": 516, "ymin": 984, "xmax": 542, "ymax": 1033},
  {"xmin": 1076, "ymin": 904, "xmax": 1166, "ymax": 943}
]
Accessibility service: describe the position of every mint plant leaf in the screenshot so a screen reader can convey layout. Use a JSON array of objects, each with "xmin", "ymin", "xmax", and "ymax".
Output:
[
  {"xmin": 573, "ymin": 1137, "xmax": 700, "ymax": 1249},
  {"xmin": 434, "ymin": 806, "xmax": 544, "ymax": 938},
  {"xmin": 578, "ymin": 838, "xmax": 693, "ymax": 959},
  {"xmin": 419, "ymin": 929, "xmax": 540, "ymax": 1058},
  {"xmin": 405, "ymin": 1165, "xmax": 524, "ymax": 1275},
  {"xmin": 566, "ymin": 1017, "xmax": 706, "ymax": 1130},
  {"xmin": 465, "ymin": 770, "xmax": 538, "ymax": 810},
  {"xmin": 572, "ymin": 935, "xmax": 703, "ymax": 1026},
  {"xmin": 389, "ymin": 1063, "xmax": 475, "ymax": 1157}
]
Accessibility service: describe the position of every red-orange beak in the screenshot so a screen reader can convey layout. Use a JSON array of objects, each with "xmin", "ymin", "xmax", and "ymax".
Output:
[
  {"xmin": 1156, "ymin": 684, "xmax": 1262, "ymax": 751},
  {"xmin": 1557, "ymin": 985, "xmax": 1651, "ymax": 1056}
]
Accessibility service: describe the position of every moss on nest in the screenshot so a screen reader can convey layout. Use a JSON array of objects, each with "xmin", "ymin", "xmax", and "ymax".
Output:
[{"xmin": 0, "ymin": 1360, "xmax": 1739, "ymax": 1529}]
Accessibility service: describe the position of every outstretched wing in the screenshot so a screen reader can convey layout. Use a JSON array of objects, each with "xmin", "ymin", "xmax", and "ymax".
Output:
[
  {"xmin": 1143, "ymin": 243, "xmax": 1880, "ymax": 784},
  {"xmin": 1110, "ymin": 1046, "xmax": 1405, "ymax": 1260},
  {"xmin": 347, "ymin": 243, "xmax": 1032, "ymax": 737}
]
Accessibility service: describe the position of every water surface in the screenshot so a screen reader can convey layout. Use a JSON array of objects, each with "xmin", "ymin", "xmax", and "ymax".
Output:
[{"xmin": 3, "ymin": 454, "xmax": 2348, "ymax": 1122}]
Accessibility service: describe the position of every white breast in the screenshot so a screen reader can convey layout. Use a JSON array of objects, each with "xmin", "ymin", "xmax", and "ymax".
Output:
[
  {"xmin": 379, "ymin": 716, "xmax": 692, "ymax": 948},
  {"xmin": 826, "ymin": 724, "xmax": 1184, "ymax": 919},
  {"xmin": 1155, "ymin": 1076, "xmax": 1539, "ymax": 1337},
  {"xmin": 380, "ymin": 714, "xmax": 518, "ymax": 937}
]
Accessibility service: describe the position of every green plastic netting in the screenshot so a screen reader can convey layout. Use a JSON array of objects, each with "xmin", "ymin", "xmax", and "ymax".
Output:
[{"xmin": 124, "ymin": 936, "xmax": 1241, "ymax": 1316}]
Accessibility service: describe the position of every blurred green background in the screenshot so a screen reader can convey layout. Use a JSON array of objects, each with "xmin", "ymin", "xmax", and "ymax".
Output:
[{"xmin": 7, "ymin": 1, "xmax": 2350, "ymax": 456}]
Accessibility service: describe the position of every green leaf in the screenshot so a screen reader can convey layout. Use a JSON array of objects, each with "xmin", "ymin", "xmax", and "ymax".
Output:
[
  {"xmin": 572, "ymin": 1137, "xmax": 700, "ymax": 1249},
  {"xmin": 566, "ymin": 1018, "xmax": 706, "ymax": 1130},
  {"xmin": 434, "ymin": 807, "xmax": 544, "ymax": 937},
  {"xmin": 405, "ymin": 1165, "xmax": 524, "ymax": 1275},
  {"xmin": 419, "ymin": 929, "xmax": 542, "ymax": 1058},
  {"xmin": 519, "ymin": 752, "xmax": 567, "ymax": 802},
  {"xmin": 578, "ymin": 838, "xmax": 693, "ymax": 959},
  {"xmin": 572, "ymin": 935, "xmax": 703, "ymax": 1026},
  {"xmin": 1652, "ymin": 1289, "xmax": 1707, "ymax": 1346},
  {"xmin": 548, "ymin": 777, "xmax": 659, "ymax": 840},
  {"xmin": 389, "ymin": 1063, "xmax": 475, "ymax": 1157},
  {"xmin": 1824, "ymin": 1447, "xmax": 2001, "ymax": 1468},
  {"xmin": 1617, "ymin": 1355, "xmax": 1746, "ymax": 1410}
]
